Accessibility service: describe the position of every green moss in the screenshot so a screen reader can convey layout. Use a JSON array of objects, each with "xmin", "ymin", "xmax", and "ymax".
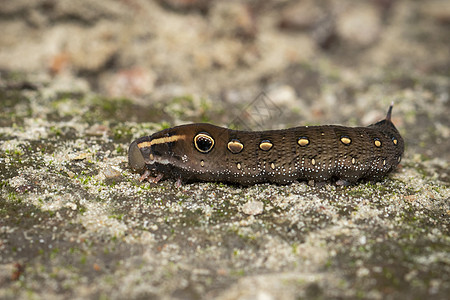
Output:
[
  {"xmin": 80, "ymin": 255, "xmax": 87, "ymax": 265},
  {"xmin": 7, "ymin": 191, "xmax": 18, "ymax": 201},
  {"xmin": 5, "ymin": 148, "xmax": 24, "ymax": 157},
  {"xmin": 49, "ymin": 126, "xmax": 62, "ymax": 136},
  {"xmin": 50, "ymin": 248, "xmax": 60, "ymax": 259},
  {"xmin": 356, "ymin": 290, "xmax": 366, "ymax": 299},
  {"xmin": 109, "ymin": 214, "xmax": 124, "ymax": 221},
  {"xmin": 164, "ymin": 95, "xmax": 213, "ymax": 122},
  {"xmin": 111, "ymin": 124, "xmax": 134, "ymax": 142},
  {"xmin": 345, "ymin": 186, "xmax": 369, "ymax": 198},
  {"xmin": 230, "ymin": 269, "xmax": 245, "ymax": 277},
  {"xmin": 80, "ymin": 96, "xmax": 140, "ymax": 123},
  {"xmin": 92, "ymin": 96, "xmax": 133, "ymax": 116}
]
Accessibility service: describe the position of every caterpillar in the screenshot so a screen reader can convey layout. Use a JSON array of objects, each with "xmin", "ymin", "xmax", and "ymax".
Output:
[{"xmin": 128, "ymin": 105, "xmax": 404, "ymax": 186}]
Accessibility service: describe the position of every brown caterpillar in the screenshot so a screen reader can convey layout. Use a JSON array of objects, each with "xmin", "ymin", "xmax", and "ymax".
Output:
[{"xmin": 128, "ymin": 105, "xmax": 404, "ymax": 185}]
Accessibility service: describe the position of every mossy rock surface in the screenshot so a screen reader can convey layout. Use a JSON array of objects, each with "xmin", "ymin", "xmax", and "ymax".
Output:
[{"xmin": 0, "ymin": 1, "xmax": 449, "ymax": 299}]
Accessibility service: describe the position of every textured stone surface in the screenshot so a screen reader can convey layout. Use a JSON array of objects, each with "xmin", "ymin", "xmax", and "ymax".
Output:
[{"xmin": 0, "ymin": 0, "xmax": 449, "ymax": 299}]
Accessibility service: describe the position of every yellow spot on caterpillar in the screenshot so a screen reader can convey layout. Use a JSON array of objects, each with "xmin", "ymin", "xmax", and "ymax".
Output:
[
  {"xmin": 311, "ymin": 158, "xmax": 316, "ymax": 165},
  {"xmin": 374, "ymin": 139, "xmax": 382, "ymax": 147},
  {"xmin": 227, "ymin": 139, "xmax": 244, "ymax": 154},
  {"xmin": 393, "ymin": 138, "xmax": 398, "ymax": 145},
  {"xmin": 201, "ymin": 160, "xmax": 205, "ymax": 167},
  {"xmin": 237, "ymin": 163, "xmax": 242, "ymax": 170},
  {"xmin": 340, "ymin": 136, "xmax": 352, "ymax": 145},
  {"xmin": 298, "ymin": 137, "xmax": 310, "ymax": 147},
  {"xmin": 259, "ymin": 140, "xmax": 273, "ymax": 151},
  {"xmin": 352, "ymin": 157, "xmax": 356, "ymax": 164},
  {"xmin": 270, "ymin": 162, "xmax": 275, "ymax": 170},
  {"xmin": 149, "ymin": 153, "xmax": 154, "ymax": 160}
]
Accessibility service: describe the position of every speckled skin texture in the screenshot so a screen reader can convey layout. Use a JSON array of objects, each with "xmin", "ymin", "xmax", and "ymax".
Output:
[{"xmin": 129, "ymin": 107, "xmax": 404, "ymax": 185}]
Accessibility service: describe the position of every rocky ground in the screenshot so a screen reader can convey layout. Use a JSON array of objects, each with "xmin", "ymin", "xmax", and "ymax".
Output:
[{"xmin": 0, "ymin": 0, "xmax": 449, "ymax": 299}]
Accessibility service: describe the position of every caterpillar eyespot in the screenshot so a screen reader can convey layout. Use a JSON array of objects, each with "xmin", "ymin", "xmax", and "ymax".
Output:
[
  {"xmin": 129, "ymin": 105, "xmax": 404, "ymax": 186},
  {"xmin": 194, "ymin": 133, "xmax": 214, "ymax": 153}
]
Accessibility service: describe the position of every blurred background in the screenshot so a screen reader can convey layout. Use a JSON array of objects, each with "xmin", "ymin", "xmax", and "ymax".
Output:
[
  {"xmin": 1, "ymin": 0, "xmax": 449, "ymax": 157},
  {"xmin": 1, "ymin": 2, "xmax": 449, "ymax": 299}
]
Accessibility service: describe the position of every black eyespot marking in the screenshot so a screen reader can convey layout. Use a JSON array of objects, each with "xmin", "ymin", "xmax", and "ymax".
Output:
[{"xmin": 194, "ymin": 132, "xmax": 214, "ymax": 153}]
